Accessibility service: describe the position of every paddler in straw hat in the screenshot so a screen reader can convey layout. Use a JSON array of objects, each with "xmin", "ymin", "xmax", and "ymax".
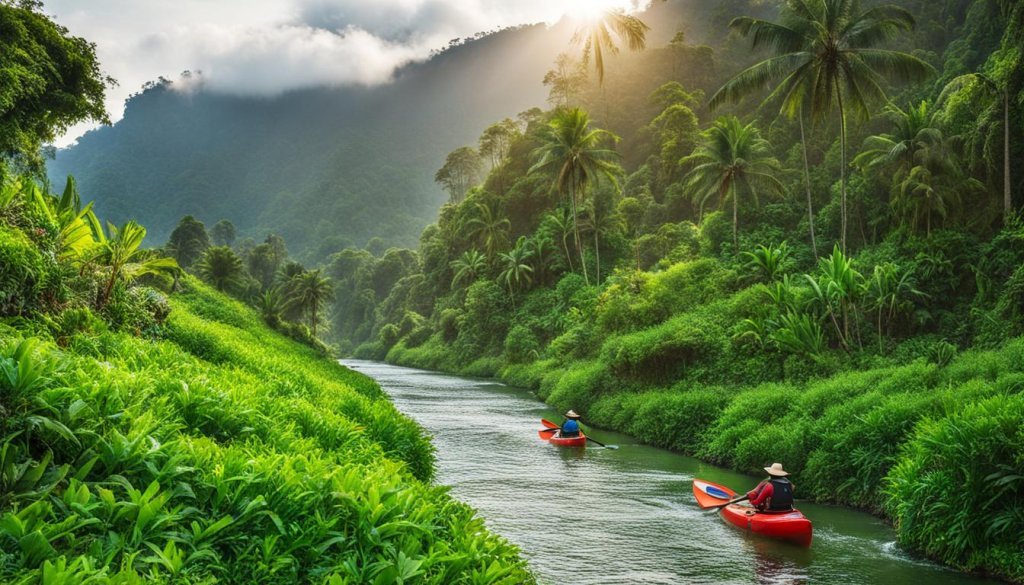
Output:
[
  {"xmin": 746, "ymin": 463, "xmax": 795, "ymax": 512},
  {"xmin": 559, "ymin": 410, "xmax": 582, "ymax": 438}
]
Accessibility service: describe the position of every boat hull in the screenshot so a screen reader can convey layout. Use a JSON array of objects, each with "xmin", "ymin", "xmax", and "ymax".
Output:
[
  {"xmin": 720, "ymin": 504, "xmax": 813, "ymax": 547},
  {"xmin": 539, "ymin": 419, "xmax": 587, "ymax": 447}
]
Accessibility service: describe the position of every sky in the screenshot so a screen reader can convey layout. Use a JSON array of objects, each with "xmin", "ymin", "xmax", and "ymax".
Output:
[{"xmin": 45, "ymin": 0, "xmax": 650, "ymax": 146}]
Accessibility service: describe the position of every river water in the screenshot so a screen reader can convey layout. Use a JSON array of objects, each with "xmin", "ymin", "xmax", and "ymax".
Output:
[{"xmin": 342, "ymin": 360, "xmax": 998, "ymax": 585}]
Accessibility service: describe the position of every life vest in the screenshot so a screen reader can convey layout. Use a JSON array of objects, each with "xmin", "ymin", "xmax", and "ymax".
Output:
[{"xmin": 767, "ymin": 478, "xmax": 794, "ymax": 511}]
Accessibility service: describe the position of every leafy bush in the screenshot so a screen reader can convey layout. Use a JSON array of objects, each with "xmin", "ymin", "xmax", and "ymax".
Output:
[
  {"xmin": 504, "ymin": 324, "xmax": 539, "ymax": 363},
  {"xmin": 886, "ymin": 394, "xmax": 1024, "ymax": 581}
]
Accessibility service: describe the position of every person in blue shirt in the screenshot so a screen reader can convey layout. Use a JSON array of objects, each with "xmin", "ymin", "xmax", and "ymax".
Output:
[{"xmin": 560, "ymin": 410, "xmax": 582, "ymax": 438}]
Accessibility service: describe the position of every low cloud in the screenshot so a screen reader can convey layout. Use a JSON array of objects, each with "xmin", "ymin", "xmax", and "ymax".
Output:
[
  {"xmin": 157, "ymin": 24, "xmax": 427, "ymax": 95},
  {"xmin": 43, "ymin": 0, "xmax": 649, "ymax": 144}
]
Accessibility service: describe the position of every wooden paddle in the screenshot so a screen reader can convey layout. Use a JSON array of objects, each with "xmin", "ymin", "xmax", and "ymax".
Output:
[{"xmin": 538, "ymin": 427, "xmax": 559, "ymax": 433}]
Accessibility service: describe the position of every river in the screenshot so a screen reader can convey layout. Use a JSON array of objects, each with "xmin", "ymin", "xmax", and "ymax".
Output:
[{"xmin": 342, "ymin": 360, "xmax": 999, "ymax": 585}]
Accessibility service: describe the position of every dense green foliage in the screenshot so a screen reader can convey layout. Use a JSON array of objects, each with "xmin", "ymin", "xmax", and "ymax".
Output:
[
  {"xmin": 322, "ymin": 1, "xmax": 1024, "ymax": 580},
  {"xmin": 0, "ymin": 176, "xmax": 532, "ymax": 583},
  {"xmin": 0, "ymin": 1, "xmax": 109, "ymax": 175}
]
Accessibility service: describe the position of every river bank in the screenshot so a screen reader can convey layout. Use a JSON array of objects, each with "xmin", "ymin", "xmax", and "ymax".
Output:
[
  {"xmin": 345, "ymin": 359, "xmax": 1007, "ymax": 585},
  {"xmin": 378, "ymin": 337, "xmax": 1024, "ymax": 583}
]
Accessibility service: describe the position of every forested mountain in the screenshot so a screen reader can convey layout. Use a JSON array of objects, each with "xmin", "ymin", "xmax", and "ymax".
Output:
[{"xmin": 47, "ymin": 0, "xmax": 717, "ymax": 260}]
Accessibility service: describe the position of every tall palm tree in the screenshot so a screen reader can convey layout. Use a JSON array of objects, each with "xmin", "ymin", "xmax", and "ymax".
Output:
[
  {"xmin": 530, "ymin": 108, "xmax": 620, "ymax": 285},
  {"xmin": 464, "ymin": 201, "xmax": 510, "ymax": 260},
  {"xmin": 710, "ymin": 0, "xmax": 934, "ymax": 252},
  {"xmin": 450, "ymin": 249, "xmax": 488, "ymax": 289},
  {"xmin": 939, "ymin": 73, "xmax": 1012, "ymax": 222},
  {"xmin": 196, "ymin": 246, "xmax": 245, "ymax": 292},
  {"xmin": 572, "ymin": 9, "xmax": 650, "ymax": 86},
  {"xmin": 498, "ymin": 237, "xmax": 534, "ymax": 305},
  {"xmin": 681, "ymin": 116, "xmax": 786, "ymax": 251},
  {"xmin": 93, "ymin": 221, "xmax": 181, "ymax": 306},
  {"xmin": 288, "ymin": 269, "xmax": 334, "ymax": 337}
]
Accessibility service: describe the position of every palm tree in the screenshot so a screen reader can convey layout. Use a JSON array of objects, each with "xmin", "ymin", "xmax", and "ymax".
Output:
[
  {"xmin": 528, "ymin": 235, "xmax": 558, "ymax": 286},
  {"xmin": 939, "ymin": 73, "xmax": 1012, "ymax": 222},
  {"xmin": 256, "ymin": 288, "xmax": 285, "ymax": 325},
  {"xmin": 896, "ymin": 164, "xmax": 981, "ymax": 236},
  {"xmin": 498, "ymin": 237, "xmax": 534, "ymax": 305},
  {"xmin": 853, "ymin": 101, "xmax": 942, "ymax": 177},
  {"xmin": 450, "ymin": 249, "xmax": 488, "ymax": 289},
  {"xmin": 710, "ymin": 0, "xmax": 934, "ymax": 252},
  {"xmin": 464, "ymin": 201, "xmax": 510, "ymax": 260},
  {"xmin": 548, "ymin": 207, "xmax": 576, "ymax": 274},
  {"xmin": 572, "ymin": 9, "xmax": 650, "ymax": 86},
  {"xmin": 93, "ymin": 221, "xmax": 181, "ymax": 306},
  {"xmin": 287, "ymin": 269, "xmax": 333, "ymax": 337},
  {"xmin": 196, "ymin": 246, "xmax": 245, "ymax": 292},
  {"xmin": 581, "ymin": 198, "xmax": 623, "ymax": 284},
  {"xmin": 530, "ymin": 108, "xmax": 620, "ymax": 285},
  {"xmin": 681, "ymin": 116, "xmax": 786, "ymax": 251}
]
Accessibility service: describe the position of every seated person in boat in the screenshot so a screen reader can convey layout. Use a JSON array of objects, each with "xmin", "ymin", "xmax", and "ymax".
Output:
[
  {"xmin": 560, "ymin": 410, "xmax": 582, "ymax": 437},
  {"xmin": 746, "ymin": 463, "xmax": 795, "ymax": 512}
]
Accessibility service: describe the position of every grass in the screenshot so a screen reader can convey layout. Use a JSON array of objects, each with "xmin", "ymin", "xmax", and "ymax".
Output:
[{"xmin": 0, "ymin": 277, "xmax": 533, "ymax": 584}]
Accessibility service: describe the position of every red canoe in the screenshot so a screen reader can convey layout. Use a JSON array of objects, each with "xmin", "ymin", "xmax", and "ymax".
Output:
[
  {"xmin": 538, "ymin": 418, "xmax": 587, "ymax": 447},
  {"xmin": 692, "ymin": 478, "xmax": 813, "ymax": 547}
]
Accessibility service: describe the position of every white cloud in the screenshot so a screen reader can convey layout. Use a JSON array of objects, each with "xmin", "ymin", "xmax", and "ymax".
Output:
[{"xmin": 42, "ymin": 0, "xmax": 648, "ymax": 145}]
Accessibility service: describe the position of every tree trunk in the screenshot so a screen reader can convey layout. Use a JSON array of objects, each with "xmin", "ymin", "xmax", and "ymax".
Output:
[
  {"xmin": 836, "ymin": 82, "xmax": 849, "ymax": 253},
  {"xmin": 1005, "ymin": 89, "xmax": 1012, "ymax": 222},
  {"xmin": 570, "ymin": 181, "xmax": 589, "ymax": 285},
  {"xmin": 799, "ymin": 115, "xmax": 819, "ymax": 259},
  {"xmin": 594, "ymin": 229, "xmax": 601, "ymax": 284},
  {"xmin": 732, "ymin": 189, "xmax": 739, "ymax": 253},
  {"xmin": 310, "ymin": 303, "xmax": 317, "ymax": 337}
]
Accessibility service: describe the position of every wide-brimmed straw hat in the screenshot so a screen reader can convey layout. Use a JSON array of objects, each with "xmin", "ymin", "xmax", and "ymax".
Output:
[
  {"xmin": 764, "ymin": 463, "xmax": 789, "ymax": 477},
  {"xmin": 565, "ymin": 410, "xmax": 580, "ymax": 419}
]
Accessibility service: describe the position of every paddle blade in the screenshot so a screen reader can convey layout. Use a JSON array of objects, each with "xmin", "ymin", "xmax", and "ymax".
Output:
[
  {"xmin": 693, "ymin": 479, "xmax": 738, "ymax": 509},
  {"xmin": 540, "ymin": 418, "xmax": 558, "ymax": 429}
]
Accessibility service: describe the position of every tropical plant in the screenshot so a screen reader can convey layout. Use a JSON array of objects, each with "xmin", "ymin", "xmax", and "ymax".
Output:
[
  {"xmin": 530, "ymin": 107, "xmax": 621, "ymax": 284},
  {"xmin": 862, "ymin": 262, "xmax": 925, "ymax": 350},
  {"xmin": 196, "ymin": 246, "xmax": 245, "ymax": 292},
  {"xmin": 464, "ymin": 201, "xmax": 511, "ymax": 260},
  {"xmin": 287, "ymin": 269, "xmax": 334, "ymax": 337},
  {"xmin": 772, "ymin": 311, "xmax": 826, "ymax": 358},
  {"xmin": 93, "ymin": 221, "xmax": 181, "ymax": 307},
  {"xmin": 435, "ymin": 147, "xmax": 483, "ymax": 203},
  {"xmin": 680, "ymin": 116, "xmax": 786, "ymax": 251},
  {"xmin": 743, "ymin": 242, "xmax": 793, "ymax": 282},
  {"xmin": 806, "ymin": 245, "xmax": 863, "ymax": 350},
  {"xmin": 581, "ymin": 197, "xmax": 623, "ymax": 284},
  {"xmin": 853, "ymin": 101, "xmax": 942, "ymax": 178},
  {"xmin": 710, "ymin": 0, "xmax": 934, "ymax": 251},
  {"xmin": 450, "ymin": 249, "xmax": 488, "ymax": 289},
  {"xmin": 896, "ymin": 164, "xmax": 979, "ymax": 235},
  {"xmin": 497, "ymin": 237, "xmax": 534, "ymax": 302},
  {"xmin": 939, "ymin": 72, "xmax": 1013, "ymax": 221},
  {"xmin": 571, "ymin": 9, "xmax": 650, "ymax": 85}
]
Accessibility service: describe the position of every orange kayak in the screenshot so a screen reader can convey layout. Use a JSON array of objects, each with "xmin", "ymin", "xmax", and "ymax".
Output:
[
  {"xmin": 693, "ymin": 478, "xmax": 813, "ymax": 547},
  {"xmin": 539, "ymin": 418, "xmax": 587, "ymax": 447}
]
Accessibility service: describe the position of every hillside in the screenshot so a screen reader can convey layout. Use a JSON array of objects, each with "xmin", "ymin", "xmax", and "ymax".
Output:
[
  {"xmin": 45, "ymin": 0, "xmax": 744, "ymax": 261},
  {"xmin": 0, "ymin": 178, "xmax": 532, "ymax": 583}
]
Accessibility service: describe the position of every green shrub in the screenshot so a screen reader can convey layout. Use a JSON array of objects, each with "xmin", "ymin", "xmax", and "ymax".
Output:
[
  {"xmin": 885, "ymin": 394, "xmax": 1024, "ymax": 581},
  {"xmin": 504, "ymin": 324, "xmax": 539, "ymax": 363},
  {"xmin": 0, "ymin": 227, "xmax": 50, "ymax": 316}
]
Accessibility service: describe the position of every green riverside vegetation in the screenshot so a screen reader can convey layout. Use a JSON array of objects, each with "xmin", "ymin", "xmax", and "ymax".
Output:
[
  {"xmin": 0, "ymin": 177, "xmax": 532, "ymax": 582},
  {"xmin": 323, "ymin": 1, "xmax": 1024, "ymax": 581}
]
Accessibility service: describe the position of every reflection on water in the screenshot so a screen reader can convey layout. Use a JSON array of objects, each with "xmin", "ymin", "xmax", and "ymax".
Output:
[{"xmin": 343, "ymin": 360, "xmax": 998, "ymax": 585}]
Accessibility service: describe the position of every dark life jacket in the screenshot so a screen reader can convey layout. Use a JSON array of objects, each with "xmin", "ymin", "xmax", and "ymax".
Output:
[{"xmin": 767, "ymin": 478, "xmax": 794, "ymax": 511}]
